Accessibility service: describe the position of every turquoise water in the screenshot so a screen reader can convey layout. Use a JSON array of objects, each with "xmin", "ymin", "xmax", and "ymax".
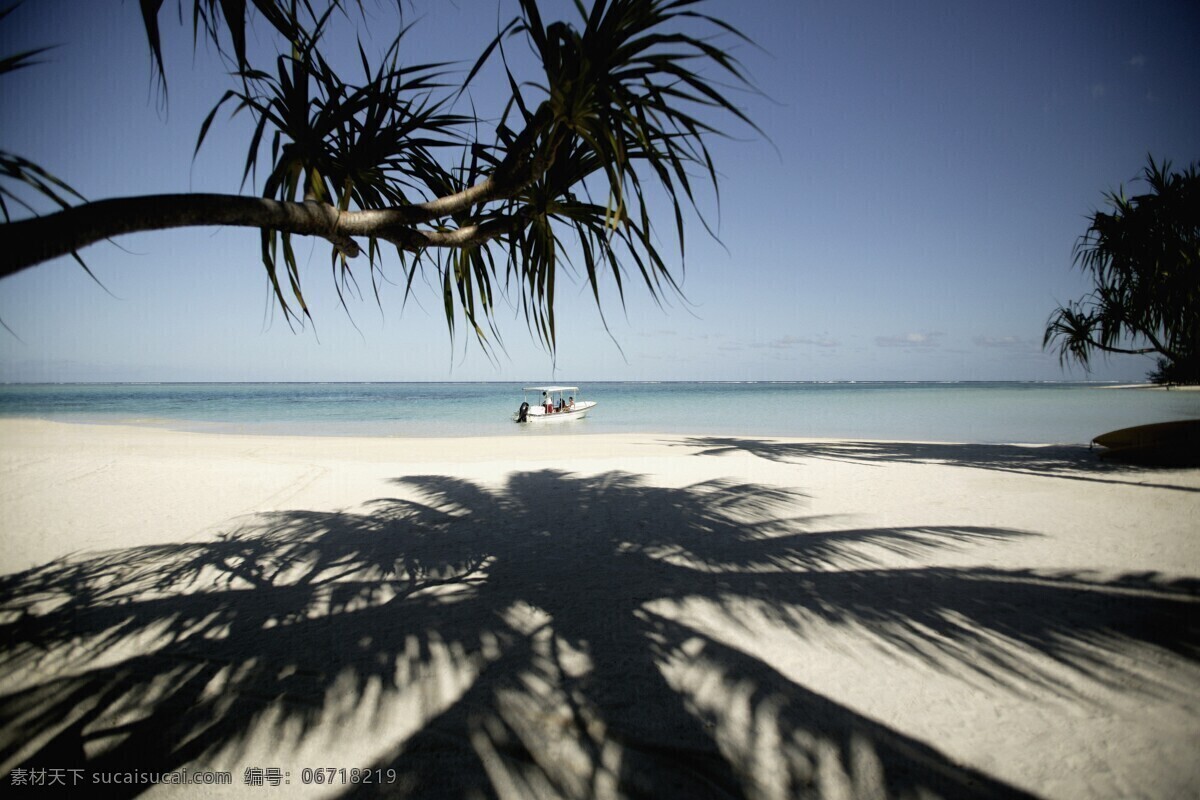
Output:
[{"xmin": 2, "ymin": 382, "xmax": 1199, "ymax": 443}]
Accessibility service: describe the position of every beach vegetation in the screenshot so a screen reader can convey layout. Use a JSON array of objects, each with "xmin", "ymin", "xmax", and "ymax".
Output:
[
  {"xmin": 1044, "ymin": 155, "xmax": 1200, "ymax": 384},
  {"xmin": 0, "ymin": 0, "xmax": 757, "ymax": 353}
]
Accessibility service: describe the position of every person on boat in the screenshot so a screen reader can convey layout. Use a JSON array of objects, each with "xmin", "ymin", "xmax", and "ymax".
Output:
[
  {"xmin": 543, "ymin": 391, "xmax": 553, "ymax": 414},
  {"xmin": 567, "ymin": 396, "xmax": 575, "ymax": 410},
  {"xmin": 557, "ymin": 396, "xmax": 567, "ymax": 412}
]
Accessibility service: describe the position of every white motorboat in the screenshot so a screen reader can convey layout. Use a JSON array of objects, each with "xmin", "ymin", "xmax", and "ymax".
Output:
[{"xmin": 513, "ymin": 386, "xmax": 597, "ymax": 424}]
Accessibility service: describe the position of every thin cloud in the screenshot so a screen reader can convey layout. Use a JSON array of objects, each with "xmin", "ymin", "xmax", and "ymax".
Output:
[
  {"xmin": 1126, "ymin": 54, "xmax": 1146, "ymax": 68},
  {"xmin": 769, "ymin": 335, "xmax": 840, "ymax": 349},
  {"xmin": 741, "ymin": 335, "xmax": 841, "ymax": 351},
  {"xmin": 875, "ymin": 332, "xmax": 943, "ymax": 348},
  {"xmin": 1090, "ymin": 82, "xmax": 1107, "ymax": 99},
  {"xmin": 973, "ymin": 335, "xmax": 1035, "ymax": 349}
]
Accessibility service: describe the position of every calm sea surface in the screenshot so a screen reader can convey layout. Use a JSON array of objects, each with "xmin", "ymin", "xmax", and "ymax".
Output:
[{"xmin": 2, "ymin": 382, "xmax": 1199, "ymax": 444}]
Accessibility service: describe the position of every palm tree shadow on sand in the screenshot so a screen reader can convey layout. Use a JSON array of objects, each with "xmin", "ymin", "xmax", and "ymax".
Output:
[
  {"xmin": 2, "ymin": 470, "xmax": 1198, "ymax": 798},
  {"xmin": 673, "ymin": 437, "xmax": 1200, "ymax": 492}
]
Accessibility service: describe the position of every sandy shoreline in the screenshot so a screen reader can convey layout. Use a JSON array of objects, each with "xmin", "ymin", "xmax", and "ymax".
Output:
[
  {"xmin": 1097, "ymin": 382, "xmax": 1200, "ymax": 390},
  {"xmin": 2, "ymin": 418, "xmax": 1198, "ymax": 798}
]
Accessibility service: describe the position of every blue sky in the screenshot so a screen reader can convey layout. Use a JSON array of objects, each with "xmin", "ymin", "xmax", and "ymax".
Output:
[{"xmin": 1, "ymin": 0, "xmax": 1197, "ymax": 382}]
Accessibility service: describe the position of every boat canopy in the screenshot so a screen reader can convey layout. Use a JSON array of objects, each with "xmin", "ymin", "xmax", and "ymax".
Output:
[{"xmin": 523, "ymin": 386, "xmax": 579, "ymax": 393}]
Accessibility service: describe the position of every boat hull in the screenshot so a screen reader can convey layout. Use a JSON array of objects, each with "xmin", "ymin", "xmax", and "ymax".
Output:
[
  {"xmin": 513, "ymin": 401, "xmax": 596, "ymax": 424},
  {"xmin": 1092, "ymin": 419, "xmax": 1200, "ymax": 449},
  {"xmin": 1092, "ymin": 419, "xmax": 1200, "ymax": 466}
]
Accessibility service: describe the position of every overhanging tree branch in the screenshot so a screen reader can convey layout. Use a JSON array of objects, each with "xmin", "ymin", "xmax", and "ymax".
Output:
[
  {"xmin": 0, "ymin": 0, "xmax": 762, "ymax": 354},
  {"xmin": 1070, "ymin": 338, "xmax": 1157, "ymax": 357},
  {"xmin": 0, "ymin": 188, "xmax": 534, "ymax": 279},
  {"xmin": 0, "ymin": 97, "xmax": 552, "ymax": 278}
]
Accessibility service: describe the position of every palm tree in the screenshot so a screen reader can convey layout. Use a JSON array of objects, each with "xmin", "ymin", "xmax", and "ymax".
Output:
[
  {"xmin": 0, "ymin": 0, "xmax": 759, "ymax": 352},
  {"xmin": 1044, "ymin": 155, "xmax": 1200, "ymax": 384}
]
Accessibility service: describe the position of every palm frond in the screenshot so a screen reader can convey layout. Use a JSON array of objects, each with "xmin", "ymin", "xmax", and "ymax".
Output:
[
  {"xmin": 0, "ymin": 151, "xmax": 85, "ymax": 222},
  {"xmin": 459, "ymin": 0, "xmax": 758, "ymax": 350}
]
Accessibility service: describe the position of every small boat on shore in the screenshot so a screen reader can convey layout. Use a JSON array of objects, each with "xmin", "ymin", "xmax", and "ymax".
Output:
[
  {"xmin": 513, "ymin": 386, "xmax": 596, "ymax": 424},
  {"xmin": 1092, "ymin": 419, "xmax": 1200, "ymax": 466}
]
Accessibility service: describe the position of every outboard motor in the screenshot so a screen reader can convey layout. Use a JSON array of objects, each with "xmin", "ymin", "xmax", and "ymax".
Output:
[{"xmin": 517, "ymin": 401, "xmax": 530, "ymax": 422}]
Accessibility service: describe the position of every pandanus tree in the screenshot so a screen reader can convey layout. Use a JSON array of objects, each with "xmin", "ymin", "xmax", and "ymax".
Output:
[
  {"xmin": 1044, "ymin": 156, "xmax": 1200, "ymax": 384},
  {"xmin": 0, "ymin": 0, "xmax": 757, "ymax": 351}
]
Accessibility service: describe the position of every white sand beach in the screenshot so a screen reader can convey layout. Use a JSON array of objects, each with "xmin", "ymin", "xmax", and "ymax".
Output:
[
  {"xmin": 1, "ymin": 418, "xmax": 1198, "ymax": 798},
  {"xmin": 1097, "ymin": 383, "xmax": 1200, "ymax": 391}
]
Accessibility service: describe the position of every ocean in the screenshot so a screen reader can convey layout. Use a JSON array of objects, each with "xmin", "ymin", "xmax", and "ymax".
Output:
[{"xmin": 2, "ymin": 382, "xmax": 1199, "ymax": 444}]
